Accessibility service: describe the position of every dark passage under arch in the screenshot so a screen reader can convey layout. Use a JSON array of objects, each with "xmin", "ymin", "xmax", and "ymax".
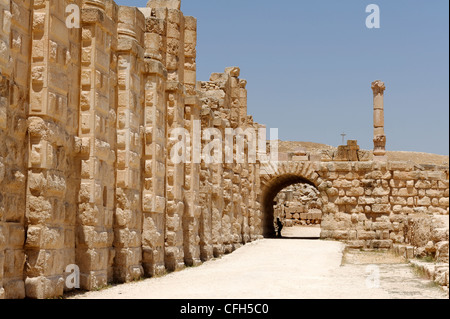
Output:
[{"xmin": 261, "ymin": 174, "xmax": 318, "ymax": 238}]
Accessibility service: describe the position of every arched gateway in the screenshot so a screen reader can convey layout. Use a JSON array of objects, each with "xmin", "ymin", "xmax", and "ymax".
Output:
[{"xmin": 259, "ymin": 162, "xmax": 329, "ymax": 237}]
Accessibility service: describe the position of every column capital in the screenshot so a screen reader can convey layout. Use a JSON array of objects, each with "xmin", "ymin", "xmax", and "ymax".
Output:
[{"xmin": 371, "ymin": 80, "xmax": 386, "ymax": 95}]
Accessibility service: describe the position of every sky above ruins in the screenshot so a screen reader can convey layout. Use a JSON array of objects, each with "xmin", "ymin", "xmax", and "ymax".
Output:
[{"xmin": 119, "ymin": 0, "xmax": 449, "ymax": 155}]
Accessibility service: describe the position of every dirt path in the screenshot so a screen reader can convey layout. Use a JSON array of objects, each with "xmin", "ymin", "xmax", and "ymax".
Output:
[{"xmin": 71, "ymin": 239, "xmax": 447, "ymax": 299}]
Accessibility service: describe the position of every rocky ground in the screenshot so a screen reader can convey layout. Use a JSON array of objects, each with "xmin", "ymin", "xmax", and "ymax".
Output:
[{"xmin": 70, "ymin": 236, "xmax": 447, "ymax": 299}]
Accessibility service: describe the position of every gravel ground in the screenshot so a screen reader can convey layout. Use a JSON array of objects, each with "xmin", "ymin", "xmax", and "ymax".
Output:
[{"xmin": 70, "ymin": 238, "xmax": 447, "ymax": 299}]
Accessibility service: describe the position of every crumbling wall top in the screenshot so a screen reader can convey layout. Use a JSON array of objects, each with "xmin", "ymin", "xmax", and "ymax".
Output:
[{"xmin": 147, "ymin": 0, "xmax": 181, "ymax": 10}]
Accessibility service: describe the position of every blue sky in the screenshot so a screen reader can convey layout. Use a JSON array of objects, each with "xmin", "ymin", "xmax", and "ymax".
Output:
[{"xmin": 117, "ymin": 0, "xmax": 449, "ymax": 155}]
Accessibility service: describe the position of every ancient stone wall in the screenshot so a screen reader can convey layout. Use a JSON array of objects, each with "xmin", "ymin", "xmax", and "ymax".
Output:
[
  {"xmin": 274, "ymin": 183, "xmax": 322, "ymax": 227},
  {"xmin": 198, "ymin": 67, "xmax": 262, "ymax": 256},
  {"xmin": 261, "ymin": 161, "xmax": 449, "ymax": 249},
  {"xmin": 0, "ymin": 0, "xmax": 448, "ymax": 299},
  {"xmin": 320, "ymin": 162, "xmax": 449, "ymax": 249},
  {"xmin": 0, "ymin": 0, "xmax": 264, "ymax": 298},
  {"xmin": 1, "ymin": 0, "xmax": 31, "ymax": 299}
]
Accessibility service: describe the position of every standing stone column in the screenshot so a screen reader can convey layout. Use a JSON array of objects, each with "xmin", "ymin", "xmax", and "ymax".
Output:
[{"xmin": 372, "ymin": 80, "xmax": 387, "ymax": 161}]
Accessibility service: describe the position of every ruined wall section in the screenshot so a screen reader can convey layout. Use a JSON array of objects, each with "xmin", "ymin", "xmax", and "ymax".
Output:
[
  {"xmin": 315, "ymin": 161, "xmax": 449, "ymax": 249},
  {"xmin": 198, "ymin": 68, "xmax": 261, "ymax": 255},
  {"xmin": 199, "ymin": 75, "xmax": 226, "ymax": 257}
]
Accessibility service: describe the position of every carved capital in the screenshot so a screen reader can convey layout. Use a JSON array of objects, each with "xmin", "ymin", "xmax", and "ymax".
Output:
[
  {"xmin": 374, "ymin": 134, "xmax": 386, "ymax": 146},
  {"xmin": 373, "ymin": 134, "xmax": 386, "ymax": 156},
  {"xmin": 371, "ymin": 80, "xmax": 386, "ymax": 95}
]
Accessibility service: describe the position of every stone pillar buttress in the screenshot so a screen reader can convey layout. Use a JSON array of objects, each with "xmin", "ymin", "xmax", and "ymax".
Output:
[
  {"xmin": 77, "ymin": 0, "xmax": 118, "ymax": 290},
  {"xmin": 141, "ymin": 7, "xmax": 168, "ymax": 277},
  {"xmin": 183, "ymin": 96, "xmax": 201, "ymax": 266},
  {"xmin": 182, "ymin": 16, "xmax": 201, "ymax": 267},
  {"xmin": 114, "ymin": 5, "xmax": 145, "ymax": 283},
  {"xmin": 148, "ymin": 0, "xmax": 186, "ymax": 272},
  {"xmin": 0, "ymin": 0, "xmax": 31, "ymax": 299},
  {"xmin": 198, "ymin": 103, "xmax": 213, "ymax": 261},
  {"xmin": 27, "ymin": 0, "xmax": 81, "ymax": 299}
]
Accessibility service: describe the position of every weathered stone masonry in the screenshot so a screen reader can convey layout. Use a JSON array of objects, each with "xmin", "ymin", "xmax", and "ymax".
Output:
[
  {"xmin": 0, "ymin": 0, "xmax": 448, "ymax": 298},
  {"xmin": 0, "ymin": 0, "xmax": 263, "ymax": 298}
]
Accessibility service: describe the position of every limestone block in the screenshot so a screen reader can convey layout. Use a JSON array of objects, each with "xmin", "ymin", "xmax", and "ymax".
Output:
[
  {"xmin": 332, "ymin": 231, "xmax": 349, "ymax": 240},
  {"xmin": 393, "ymin": 187, "xmax": 417, "ymax": 197},
  {"xmin": 0, "ymin": 226, "xmax": 5, "ymax": 249},
  {"xmin": 426, "ymin": 189, "xmax": 443, "ymax": 197},
  {"xmin": 388, "ymin": 161, "xmax": 414, "ymax": 171},
  {"xmin": 370, "ymin": 240, "xmax": 392, "ymax": 249},
  {"xmin": 438, "ymin": 180, "xmax": 449, "ymax": 189},
  {"xmin": 0, "ymin": 158, "xmax": 4, "ymax": 183},
  {"xmin": 0, "ymin": 98, "xmax": 6, "ymax": 130},
  {"xmin": 3, "ymin": 279, "xmax": 25, "ymax": 299},
  {"xmin": 25, "ymin": 276, "xmax": 64, "ymax": 299},
  {"xmin": 427, "ymin": 171, "xmax": 446, "ymax": 181},
  {"xmin": 292, "ymin": 155, "xmax": 309, "ymax": 162},
  {"xmin": 357, "ymin": 230, "xmax": 376, "ymax": 240},
  {"xmin": 432, "ymin": 228, "xmax": 449, "ymax": 243},
  {"xmin": 346, "ymin": 187, "xmax": 364, "ymax": 197},
  {"xmin": 347, "ymin": 240, "xmax": 365, "ymax": 249},
  {"xmin": 439, "ymin": 198, "xmax": 449, "ymax": 208},
  {"xmin": 225, "ymin": 66, "xmax": 240, "ymax": 78},
  {"xmin": 417, "ymin": 197, "xmax": 431, "ymax": 206},
  {"xmin": 436, "ymin": 241, "xmax": 449, "ymax": 263},
  {"xmin": 4, "ymin": 249, "xmax": 25, "ymax": 279},
  {"xmin": 7, "ymin": 224, "xmax": 25, "ymax": 247},
  {"xmin": 371, "ymin": 221, "xmax": 392, "ymax": 231},
  {"xmin": 357, "ymin": 151, "xmax": 371, "ymax": 162}
]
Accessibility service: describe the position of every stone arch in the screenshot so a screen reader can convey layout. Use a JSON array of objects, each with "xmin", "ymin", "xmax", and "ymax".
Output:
[{"xmin": 259, "ymin": 162, "xmax": 329, "ymax": 237}]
